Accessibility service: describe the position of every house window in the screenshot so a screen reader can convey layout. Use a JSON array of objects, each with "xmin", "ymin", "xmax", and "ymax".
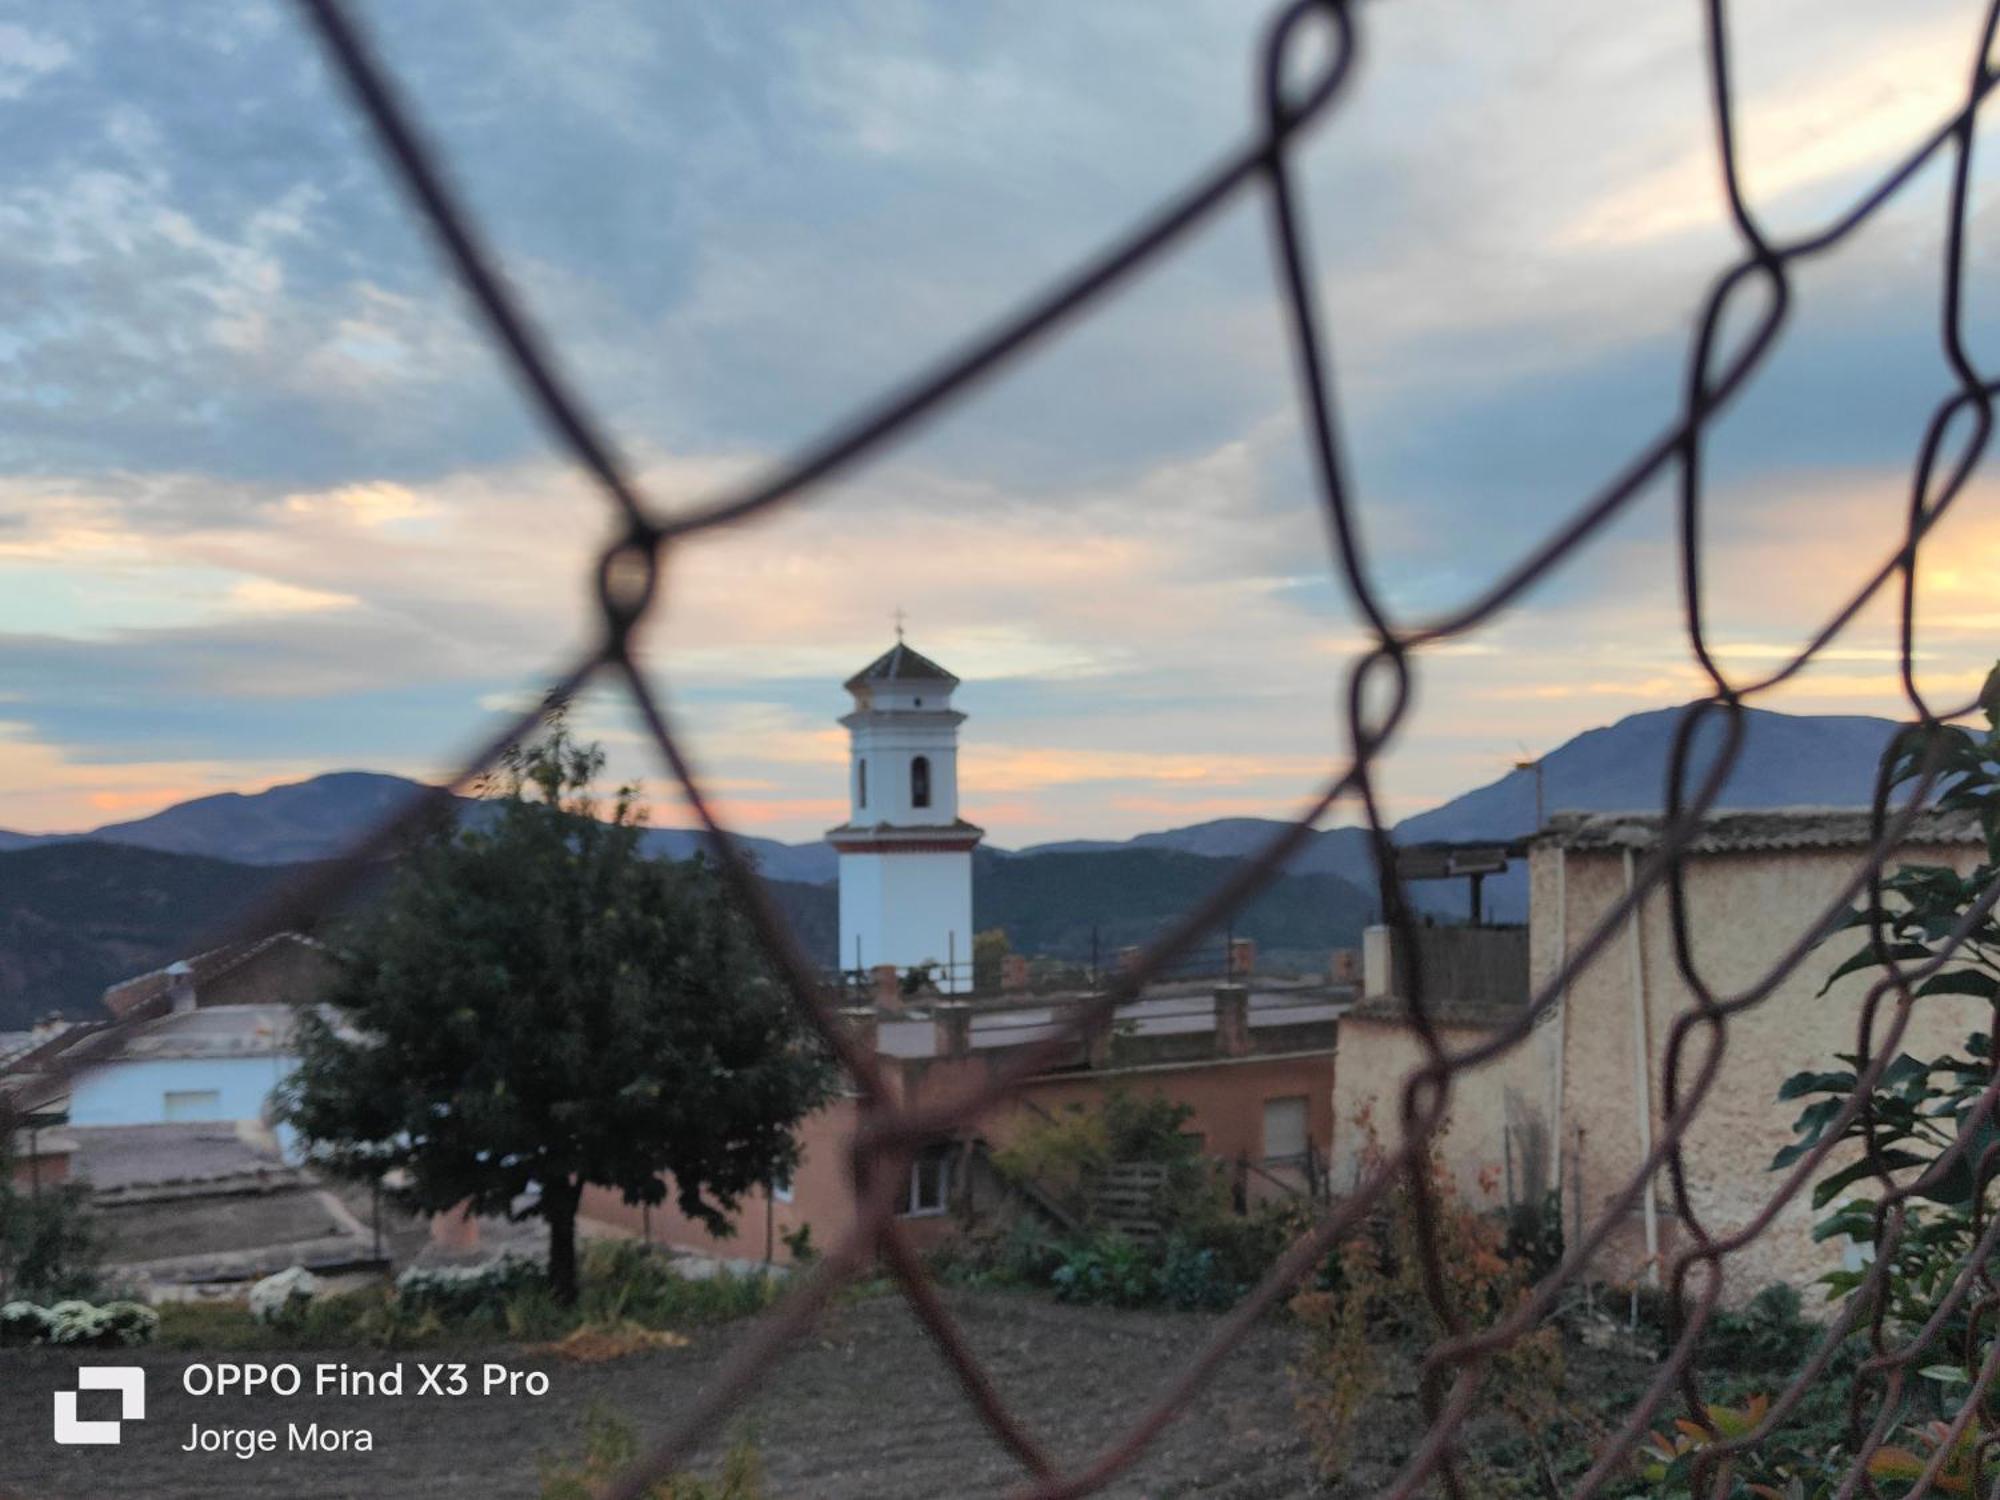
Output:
[
  {"xmin": 857, "ymin": 758, "xmax": 867, "ymax": 809},
  {"xmin": 911, "ymin": 755, "xmax": 931, "ymax": 809},
  {"xmin": 904, "ymin": 1143, "xmax": 952, "ymax": 1217},
  {"xmin": 164, "ymin": 1089, "xmax": 222, "ymax": 1122},
  {"xmin": 1262, "ymin": 1096, "xmax": 1308, "ymax": 1163}
]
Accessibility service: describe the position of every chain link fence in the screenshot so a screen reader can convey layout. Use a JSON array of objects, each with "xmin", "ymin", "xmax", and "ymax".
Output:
[{"xmin": 95, "ymin": 0, "xmax": 2000, "ymax": 1493}]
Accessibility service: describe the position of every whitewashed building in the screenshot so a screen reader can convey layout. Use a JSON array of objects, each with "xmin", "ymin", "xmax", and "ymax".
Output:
[
  {"xmin": 4, "ymin": 934, "xmax": 333, "ymax": 1135},
  {"xmin": 827, "ymin": 640, "xmax": 982, "ymax": 991}
]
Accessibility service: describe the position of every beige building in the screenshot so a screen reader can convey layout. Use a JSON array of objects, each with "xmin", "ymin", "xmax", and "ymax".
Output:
[
  {"xmin": 1331, "ymin": 921, "xmax": 1557, "ymax": 1214},
  {"xmin": 1330, "ymin": 807, "xmax": 1988, "ymax": 1307}
]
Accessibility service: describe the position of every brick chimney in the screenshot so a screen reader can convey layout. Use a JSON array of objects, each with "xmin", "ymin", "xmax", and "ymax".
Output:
[
  {"xmin": 871, "ymin": 964, "xmax": 903, "ymax": 1010},
  {"xmin": 1227, "ymin": 937, "xmax": 1256, "ymax": 978},
  {"xmin": 1329, "ymin": 948, "xmax": 1359, "ymax": 984},
  {"xmin": 1000, "ymin": 953, "xmax": 1030, "ymax": 993},
  {"xmin": 1214, "ymin": 984, "xmax": 1252, "ymax": 1058}
]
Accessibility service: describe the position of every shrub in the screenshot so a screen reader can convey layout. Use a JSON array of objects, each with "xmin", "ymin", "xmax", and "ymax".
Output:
[
  {"xmin": 0, "ymin": 1299, "xmax": 52, "ymax": 1346},
  {"xmin": 1289, "ymin": 1145, "xmax": 1564, "ymax": 1481},
  {"xmin": 1049, "ymin": 1235, "xmax": 1154, "ymax": 1309},
  {"xmin": 249, "ymin": 1266, "xmax": 322, "ymax": 1326},
  {"xmin": 0, "ymin": 1171, "xmax": 99, "ymax": 1304},
  {"xmin": 0, "ymin": 1297, "xmax": 159, "ymax": 1348},
  {"xmin": 1153, "ymin": 1236, "xmax": 1234, "ymax": 1312},
  {"xmin": 1701, "ymin": 1284, "xmax": 1817, "ymax": 1374},
  {"xmin": 97, "ymin": 1300, "xmax": 160, "ymax": 1347},
  {"xmin": 993, "ymin": 1087, "xmax": 1221, "ymax": 1231},
  {"xmin": 396, "ymin": 1253, "xmax": 548, "ymax": 1320}
]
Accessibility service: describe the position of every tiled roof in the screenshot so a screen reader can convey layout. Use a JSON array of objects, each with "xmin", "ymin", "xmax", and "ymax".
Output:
[
  {"xmin": 101, "ymin": 932, "xmax": 320, "ymax": 1019},
  {"xmin": 844, "ymin": 641, "xmax": 958, "ymax": 691},
  {"xmin": 1541, "ymin": 806, "xmax": 1984, "ymax": 855}
]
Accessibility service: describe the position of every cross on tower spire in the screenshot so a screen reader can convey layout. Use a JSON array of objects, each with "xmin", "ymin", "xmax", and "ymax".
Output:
[{"xmin": 893, "ymin": 605, "xmax": 907, "ymax": 642}]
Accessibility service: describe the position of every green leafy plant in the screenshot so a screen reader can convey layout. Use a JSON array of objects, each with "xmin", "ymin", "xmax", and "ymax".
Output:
[{"xmin": 1775, "ymin": 680, "xmax": 2000, "ymax": 1348}]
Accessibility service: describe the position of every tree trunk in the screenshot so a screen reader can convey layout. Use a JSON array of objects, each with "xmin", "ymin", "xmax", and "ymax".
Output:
[{"xmin": 544, "ymin": 1177, "xmax": 581, "ymax": 1305}]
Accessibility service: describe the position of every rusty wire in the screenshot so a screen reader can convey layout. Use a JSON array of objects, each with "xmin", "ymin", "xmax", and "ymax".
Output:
[{"xmin": 138, "ymin": 0, "xmax": 2000, "ymax": 1492}]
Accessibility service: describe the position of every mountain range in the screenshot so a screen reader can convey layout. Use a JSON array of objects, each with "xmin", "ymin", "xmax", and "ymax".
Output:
[{"xmin": 0, "ymin": 703, "xmax": 1914, "ymax": 1027}]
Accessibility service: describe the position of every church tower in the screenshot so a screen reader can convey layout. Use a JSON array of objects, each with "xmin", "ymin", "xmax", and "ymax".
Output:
[{"xmin": 827, "ymin": 637, "xmax": 982, "ymax": 992}]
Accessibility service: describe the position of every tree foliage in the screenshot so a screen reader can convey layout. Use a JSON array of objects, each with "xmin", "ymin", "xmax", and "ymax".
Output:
[{"xmin": 280, "ymin": 719, "xmax": 833, "ymax": 1301}]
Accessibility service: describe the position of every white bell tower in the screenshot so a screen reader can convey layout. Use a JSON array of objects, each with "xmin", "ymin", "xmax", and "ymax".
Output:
[{"xmin": 827, "ymin": 636, "xmax": 982, "ymax": 992}]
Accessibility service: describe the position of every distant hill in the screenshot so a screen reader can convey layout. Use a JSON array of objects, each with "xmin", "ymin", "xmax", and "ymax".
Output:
[
  {"xmin": 1013, "ymin": 705, "xmax": 1909, "ymax": 922},
  {"xmin": 973, "ymin": 847, "xmax": 1374, "ymax": 971},
  {"xmin": 0, "ymin": 843, "xmax": 300, "ymax": 1030},
  {"xmin": 0, "ymin": 771, "xmax": 839, "ymax": 885}
]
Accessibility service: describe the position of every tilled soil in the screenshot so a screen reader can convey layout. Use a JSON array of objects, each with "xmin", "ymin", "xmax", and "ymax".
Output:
[{"xmin": 0, "ymin": 1290, "xmax": 1320, "ymax": 1499}]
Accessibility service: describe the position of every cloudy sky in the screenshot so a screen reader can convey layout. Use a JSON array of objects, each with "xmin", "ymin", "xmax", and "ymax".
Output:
[{"xmin": 2, "ymin": 0, "xmax": 1998, "ymax": 845}]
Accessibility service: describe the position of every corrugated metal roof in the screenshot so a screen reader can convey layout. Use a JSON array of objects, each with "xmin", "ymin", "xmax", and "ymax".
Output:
[{"xmin": 1541, "ymin": 805, "xmax": 1984, "ymax": 855}]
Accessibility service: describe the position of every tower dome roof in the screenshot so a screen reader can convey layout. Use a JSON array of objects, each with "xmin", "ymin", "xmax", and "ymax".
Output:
[{"xmin": 843, "ymin": 641, "xmax": 958, "ymax": 692}]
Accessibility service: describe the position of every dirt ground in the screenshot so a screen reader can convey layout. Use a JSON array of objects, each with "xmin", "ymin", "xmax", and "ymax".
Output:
[{"xmin": 0, "ymin": 1289, "xmax": 1323, "ymax": 1500}]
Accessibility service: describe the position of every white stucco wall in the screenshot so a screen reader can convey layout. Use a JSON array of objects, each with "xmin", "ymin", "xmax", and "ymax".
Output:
[
  {"xmin": 848, "ymin": 714, "xmax": 963, "ymax": 826},
  {"xmin": 1534, "ymin": 836, "xmax": 1987, "ymax": 1305},
  {"xmin": 66, "ymin": 1056, "xmax": 297, "ymax": 1129},
  {"xmin": 838, "ymin": 849, "xmax": 974, "ymax": 989}
]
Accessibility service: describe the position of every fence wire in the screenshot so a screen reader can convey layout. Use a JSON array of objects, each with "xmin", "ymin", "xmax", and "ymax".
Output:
[{"xmin": 140, "ymin": 0, "xmax": 2000, "ymax": 1493}]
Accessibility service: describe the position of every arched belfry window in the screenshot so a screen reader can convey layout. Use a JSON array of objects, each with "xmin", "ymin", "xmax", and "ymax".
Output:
[
  {"xmin": 911, "ymin": 755, "xmax": 932, "ymax": 810},
  {"xmin": 858, "ymin": 758, "xmax": 868, "ymax": 810}
]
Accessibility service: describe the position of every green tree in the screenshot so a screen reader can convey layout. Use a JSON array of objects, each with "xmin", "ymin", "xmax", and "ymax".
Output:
[
  {"xmin": 0, "ymin": 1112, "xmax": 99, "ymax": 1303},
  {"xmin": 973, "ymin": 928, "xmax": 1010, "ymax": 993},
  {"xmin": 280, "ymin": 721, "xmax": 833, "ymax": 1303}
]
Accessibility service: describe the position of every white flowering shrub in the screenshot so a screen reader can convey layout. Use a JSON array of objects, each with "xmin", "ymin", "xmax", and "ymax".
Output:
[
  {"xmin": 394, "ymin": 1253, "xmax": 544, "ymax": 1317},
  {"xmin": 1, "ymin": 1298, "xmax": 156, "ymax": 1347},
  {"xmin": 0, "ymin": 1300, "xmax": 52, "ymax": 1346},
  {"xmin": 248, "ymin": 1265, "xmax": 322, "ymax": 1326},
  {"xmin": 45, "ymin": 1300, "xmax": 111, "ymax": 1346},
  {"xmin": 98, "ymin": 1301, "xmax": 159, "ymax": 1346}
]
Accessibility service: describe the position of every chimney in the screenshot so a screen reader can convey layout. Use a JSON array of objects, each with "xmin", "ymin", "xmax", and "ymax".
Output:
[
  {"xmin": 1362, "ymin": 925, "xmax": 1397, "ymax": 1000},
  {"xmin": 166, "ymin": 961, "xmax": 197, "ymax": 1015},
  {"xmin": 1214, "ymin": 984, "xmax": 1252, "ymax": 1058},
  {"xmin": 1227, "ymin": 937, "xmax": 1257, "ymax": 978},
  {"xmin": 932, "ymin": 1002, "xmax": 972, "ymax": 1059},
  {"xmin": 1329, "ymin": 948, "xmax": 1359, "ymax": 984},
  {"xmin": 871, "ymin": 964, "xmax": 903, "ymax": 1010},
  {"xmin": 1001, "ymin": 954, "xmax": 1030, "ymax": 993},
  {"xmin": 1117, "ymin": 945, "xmax": 1143, "ymax": 972}
]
